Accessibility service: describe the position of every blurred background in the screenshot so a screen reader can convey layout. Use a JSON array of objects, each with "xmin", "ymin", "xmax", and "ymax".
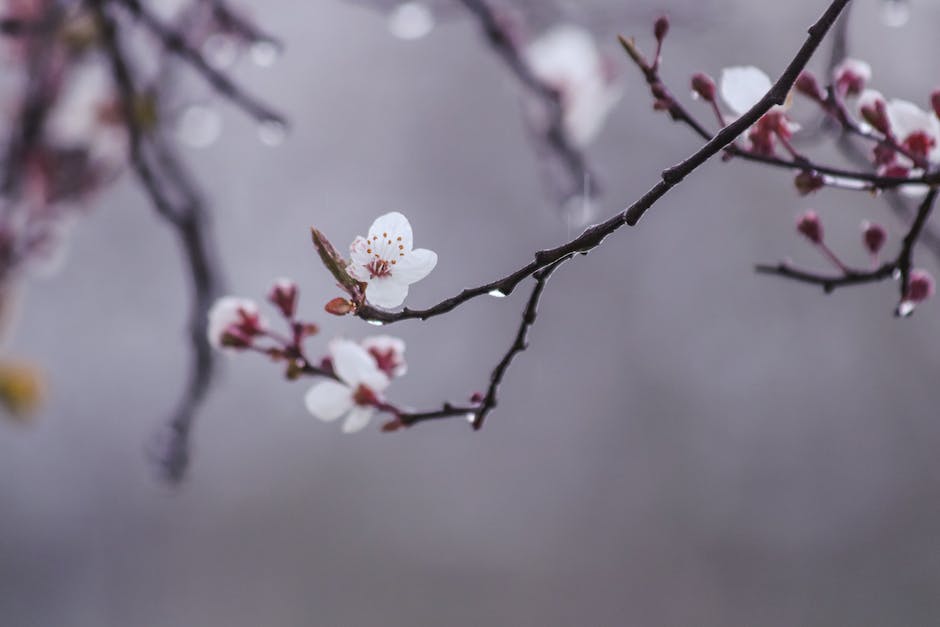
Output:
[{"xmin": 2, "ymin": 0, "xmax": 940, "ymax": 625}]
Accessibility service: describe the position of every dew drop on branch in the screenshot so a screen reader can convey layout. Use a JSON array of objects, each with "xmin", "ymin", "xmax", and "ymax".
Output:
[
  {"xmin": 366, "ymin": 319, "xmax": 384, "ymax": 326},
  {"xmin": 488, "ymin": 289, "xmax": 507, "ymax": 298},
  {"xmin": 202, "ymin": 34, "xmax": 239, "ymax": 69},
  {"xmin": 881, "ymin": 0, "xmax": 910, "ymax": 27},
  {"xmin": 387, "ymin": 2, "xmax": 434, "ymax": 41},
  {"xmin": 250, "ymin": 40, "xmax": 280, "ymax": 67},
  {"xmin": 464, "ymin": 413, "xmax": 476, "ymax": 424},
  {"xmin": 898, "ymin": 300, "xmax": 916, "ymax": 317},
  {"xmin": 176, "ymin": 105, "xmax": 222, "ymax": 148},
  {"xmin": 257, "ymin": 119, "xmax": 287, "ymax": 146}
]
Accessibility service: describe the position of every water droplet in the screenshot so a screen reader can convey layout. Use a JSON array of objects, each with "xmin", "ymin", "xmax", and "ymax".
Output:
[
  {"xmin": 176, "ymin": 105, "xmax": 221, "ymax": 148},
  {"xmin": 202, "ymin": 34, "xmax": 239, "ymax": 69},
  {"xmin": 387, "ymin": 2, "xmax": 434, "ymax": 40},
  {"xmin": 464, "ymin": 412, "xmax": 476, "ymax": 424},
  {"xmin": 257, "ymin": 119, "xmax": 287, "ymax": 146},
  {"xmin": 366, "ymin": 319, "xmax": 384, "ymax": 327},
  {"xmin": 892, "ymin": 268, "xmax": 902, "ymax": 280},
  {"xmin": 250, "ymin": 40, "xmax": 280, "ymax": 67},
  {"xmin": 881, "ymin": 0, "xmax": 910, "ymax": 27},
  {"xmin": 488, "ymin": 289, "xmax": 506, "ymax": 298},
  {"xmin": 898, "ymin": 300, "xmax": 916, "ymax": 317}
]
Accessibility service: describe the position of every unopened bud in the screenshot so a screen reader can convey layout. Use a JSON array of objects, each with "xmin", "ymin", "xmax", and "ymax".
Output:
[
  {"xmin": 690, "ymin": 72, "xmax": 716, "ymax": 102},
  {"xmin": 324, "ymin": 297, "xmax": 355, "ymax": 316},
  {"xmin": 906, "ymin": 269, "xmax": 935, "ymax": 303},
  {"xmin": 861, "ymin": 221, "xmax": 886, "ymax": 255},
  {"xmin": 268, "ymin": 277, "xmax": 298, "ymax": 318},
  {"xmin": 833, "ymin": 58, "xmax": 871, "ymax": 97},
  {"xmin": 470, "ymin": 391, "xmax": 485, "ymax": 404},
  {"xmin": 654, "ymin": 16, "xmax": 669, "ymax": 42},
  {"xmin": 796, "ymin": 210, "xmax": 823, "ymax": 244},
  {"xmin": 859, "ymin": 91, "xmax": 890, "ymax": 135},
  {"xmin": 794, "ymin": 71, "xmax": 825, "ymax": 101},
  {"xmin": 794, "ymin": 170, "xmax": 825, "ymax": 195}
]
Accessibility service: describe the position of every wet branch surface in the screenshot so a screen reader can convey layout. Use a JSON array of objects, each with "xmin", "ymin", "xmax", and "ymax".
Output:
[{"xmin": 355, "ymin": 0, "xmax": 853, "ymax": 328}]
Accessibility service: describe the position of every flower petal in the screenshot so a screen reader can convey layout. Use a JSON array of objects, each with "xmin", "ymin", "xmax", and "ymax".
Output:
[
  {"xmin": 304, "ymin": 380, "xmax": 353, "ymax": 422},
  {"xmin": 329, "ymin": 339, "xmax": 390, "ymax": 391},
  {"xmin": 395, "ymin": 248, "xmax": 437, "ymax": 285},
  {"xmin": 342, "ymin": 406, "xmax": 375, "ymax": 434},
  {"xmin": 368, "ymin": 212, "xmax": 413, "ymax": 251},
  {"xmin": 720, "ymin": 66, "xmax": 772, "ymax": 116},
  {"xmin": 365, "ymin": 277, "xmax": 410, "ymax": 309},
  {"xmin": 886, "ymin": 99, "xmax": 935, "ymax": 141}
]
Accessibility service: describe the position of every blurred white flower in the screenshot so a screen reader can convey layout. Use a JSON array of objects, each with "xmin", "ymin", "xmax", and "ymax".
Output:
[
  {"xmin": 347, "ymin": 211, "xmax": 437, "ymax": 309},
  {"xmin": 304, "ymin": 338, "xmax": 391, "ymax": 433},
  {"xmin": 524, "ymin": 25, "xmax": 622, "ymax": 146},
  {"xmin": 207, "ymin": 296, "xmax": 265, "ymax": 350},
  {"xmin": 885, "ymin": 99, "xmax": 940, "ymax": 163},
  {"xmin": 46, "ymin": 62, "xmax": 127, "ymax": 166},
  {"xmin": 361, "ymin": 335, "xmax": 407, "ymax": 378}
]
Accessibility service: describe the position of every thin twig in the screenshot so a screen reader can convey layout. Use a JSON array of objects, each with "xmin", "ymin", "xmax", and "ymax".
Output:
[{"xmin": 396, "ymin": 257, "xmax": 566, "ymax": 430}]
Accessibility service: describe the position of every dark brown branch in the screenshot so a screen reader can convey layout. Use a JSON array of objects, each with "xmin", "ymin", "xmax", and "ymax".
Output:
[
  {"xmin": 355, "ymin": 0, "xmax": 853, "ymax": 325},
  {"xmin": 115, "ymin": 0, "xmax": 286, "ymax": 126},
  {"xmin": 396, "ymin": 258, "xmax": 566, "ymax": 430},
  {"xmin": 756, "ymin": 188, "xmax": 938, "ymax": 308}
]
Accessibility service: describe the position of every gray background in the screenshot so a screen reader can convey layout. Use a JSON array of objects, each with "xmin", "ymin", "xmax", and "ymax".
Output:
[{"xmin": 2, "ymin": 0, "xmax": 940, "ymax": 625}]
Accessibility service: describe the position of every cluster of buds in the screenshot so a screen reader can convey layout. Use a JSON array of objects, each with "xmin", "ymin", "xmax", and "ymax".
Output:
[
  {"xmin": 207, "ymin": 275, "xmax": 415, "ymax": 434},
  {"xmin": 794, "ymin": 210, "xmax": 934, "ymax": 310}
]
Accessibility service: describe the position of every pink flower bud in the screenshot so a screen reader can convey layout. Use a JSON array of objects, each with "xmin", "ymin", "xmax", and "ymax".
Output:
[
  {"xmin": 906, "ymin": 269, "xmax": 935, "ymax": 303},
  {"xmin": 470, "ymin": 391, "xmax": 485, "ymax": 404},
  {"xmin": 220, "ymin": 327, "xmax": 253, "ymax": 349},
  {"xmin": 654, "ymin": 16, "xmax": 669, "ymax": 42},
  {"xmin": 690, "ymin": 72, "xmax": 716, "ymax": 102},
  {"xmin": 794, "ymin": 170, "xmax": 825, "ymax": 195},
  {"xmin": 860, "ymin": 94, "xmax": 890, "ymax": 135},
  {"xmin": 833, "ymin": 58, "xmax": 871, "ymax": 97},
  {"xmin": 861, "ymin": 221, "xmax": 886, "ymax": 255},
  {"xmin": 932, "ymin": 89, "xmax": 940, "ymax": 119},
  {"xmin": 267, "ymin": 277, "xmax": 298, "ymax": 318},
  {"xmin": 324, "ymin": 297, "xmax": 355, "ymax": 316},
  {"xmin": 794, "ymin": 71, "xmax": 824, "ymax": 101},
  {"xmin": 796, "ymin": 210, "xmax": 823, "ymax": 244}
]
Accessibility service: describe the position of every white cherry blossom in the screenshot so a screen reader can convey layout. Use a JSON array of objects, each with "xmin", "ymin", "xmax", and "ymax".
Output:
[
  {"xmin": 304, "ymin": 339, "xmax": 391, "ymax": 433},
  {"xmin": 347, "ymin": 212, "xmax": 437, "ymax": 309},
  {"xmin": 885, "ymin": 99, "xmax": 940, "ymax": 164},
  {"xmin": 524, "ymin": 25, "xmax": 622, "ymax": 146}
]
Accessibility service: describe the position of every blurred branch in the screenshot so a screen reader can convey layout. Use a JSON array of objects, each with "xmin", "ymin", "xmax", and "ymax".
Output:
[
  {"xmin": 91, "ymin": 0, "xmax": 224, "ymax": 482},
  {"xmin": 114, "ymin": 0, "xmax": 286, "ymax": 125},
  {"xmin": 456, "ymin": 0, "xmax": 597, "ymax": 203}
]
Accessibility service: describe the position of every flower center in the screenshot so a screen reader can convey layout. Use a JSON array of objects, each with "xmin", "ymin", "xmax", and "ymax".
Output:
[{"xmin": 366, "ymin": 259, "xmax": 391, "ymax": 279}]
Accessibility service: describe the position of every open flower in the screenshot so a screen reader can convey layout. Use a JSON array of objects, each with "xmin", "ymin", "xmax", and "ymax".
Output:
[
  {"xmin": 347, "ymin": 212, "xmax": 437, "ymax": 309},
  {"xmin": 524, "ymin": 25, "xmax": 622, "ymax": 146},
  {"xmin": 885, "ymin": 99, "xmax": 940, "ymax": 165},
  {"xmin": 361, "ymin": 335, "xmax": 407, "ymax": 378},
  {"xmin": 207, "ymin": 296, "xmax": 266, "ymax": 350},
  {"xmin": 304, "ymin": 339, "xmax": 391, "ymax": 433}
]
